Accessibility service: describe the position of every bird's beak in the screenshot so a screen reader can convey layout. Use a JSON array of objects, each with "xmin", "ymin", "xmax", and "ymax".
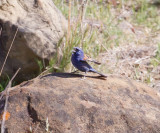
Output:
[
  {"xmin": 72, "ymin": 50, "xmax": 76, "ymax": 53},
  {"xmin": 72, "ymin": 47, "xmax": 76, "ymax": 53}
]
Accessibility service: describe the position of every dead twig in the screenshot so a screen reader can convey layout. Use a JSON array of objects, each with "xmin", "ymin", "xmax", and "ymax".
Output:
[
  {"xmin": 67, "ymin": 0, "xmax": 71, "ymax": 44},
  {"xmin": 0, "ymin": 27, "xmax": 2, "ymax": 36},
  {"xmin": 37, "ymin": 66, "xmax": 54, "ymax": 78},
  {"xmin": 0, "ymin": 27, "xmax": 19, "ymax": 77},
  {"xmin": 80, "ymin": 0, "xmax": 89, "ymax": 48},
  {"xmin": 1, "ymin": 68, "xmax": 21, "ymax": 133}
]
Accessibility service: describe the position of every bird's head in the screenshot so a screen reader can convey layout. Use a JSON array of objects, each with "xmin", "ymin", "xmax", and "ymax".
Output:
[
  {"xmin": 72, "ymin": 47, "xmax": 84, "ymax": 55},
  {"xmin": 72, "ymin": 47, "xmax": 84, "ymax": 60}
]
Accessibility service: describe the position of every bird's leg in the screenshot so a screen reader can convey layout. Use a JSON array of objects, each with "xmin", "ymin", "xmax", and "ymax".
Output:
[
  {"xmin": 81, "ymin": 72, "xmax": 87, "ymax": 80},
  {"xmin": 85, "ymin": 71, "xmax": 87, "ymax": 77},
  {"xmin": 81, "ymin": 75, "xmax": 86, "ymax": 80},
  {"xmin": 71, "ymin": 70, "xmax": 79, "ymax": 73}
]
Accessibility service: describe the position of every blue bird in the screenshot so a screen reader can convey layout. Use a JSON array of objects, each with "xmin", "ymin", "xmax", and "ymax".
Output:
[{"xmin": 71, "ymin": 47, "xmax": 107, "ymax": 77}]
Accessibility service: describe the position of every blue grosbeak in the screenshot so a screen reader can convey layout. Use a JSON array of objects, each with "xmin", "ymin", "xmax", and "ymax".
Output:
[{"xmin": 71, "ymin": 47, "xmax": 107, "ymax": 77}]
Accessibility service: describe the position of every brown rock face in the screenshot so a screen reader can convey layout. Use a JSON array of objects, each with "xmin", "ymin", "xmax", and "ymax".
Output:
[
  {"xmin": 0, "ymin": 0, "xmax": 67, "ymax": 80},
  {"xmin": 0, "ymin": 73, "xmax": 160, "ymax": 133}
]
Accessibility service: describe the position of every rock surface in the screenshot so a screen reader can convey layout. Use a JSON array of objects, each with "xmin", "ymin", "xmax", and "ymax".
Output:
[
  {"xmin": 0, "ymin": 73, "xmax": 160, "ymax": 133},
  {"xmin": 0, "ymin": 0, "xmax": 67, "ymax": 80}
]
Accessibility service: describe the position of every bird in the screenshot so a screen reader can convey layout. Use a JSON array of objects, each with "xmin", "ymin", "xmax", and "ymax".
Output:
[{"xmin": 71, "ymin": 47, "xmax": 107, "ymax": 77}]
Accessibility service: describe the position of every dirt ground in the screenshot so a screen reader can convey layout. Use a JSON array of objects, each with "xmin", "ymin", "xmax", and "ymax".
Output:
[{"xmin": 97, "ymin": 1, "xmax": 160, "ymax": 92}]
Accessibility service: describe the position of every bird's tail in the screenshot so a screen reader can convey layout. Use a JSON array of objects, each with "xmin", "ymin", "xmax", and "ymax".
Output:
[{"xmin": 90, "ymin": 69, "xmax": 107, "ymax": 77}]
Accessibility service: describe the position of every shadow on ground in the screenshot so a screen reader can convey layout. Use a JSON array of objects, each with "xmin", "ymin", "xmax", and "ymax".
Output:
[{"xmin": 41, "ymin": 72, "xmax": 107, "ymax": 80}]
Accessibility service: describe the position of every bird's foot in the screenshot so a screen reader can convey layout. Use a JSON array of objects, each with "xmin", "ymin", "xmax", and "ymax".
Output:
[{"xmin": 81, "ymin": 75, "xmax": 86, "ymax": 80}]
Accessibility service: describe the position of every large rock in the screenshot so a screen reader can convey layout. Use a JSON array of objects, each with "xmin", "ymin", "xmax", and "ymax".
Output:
[
  {"xmin": 0, "ymin": 74, "xmax": 160, "ymax": 133},
  {"xmin": 0, "ymin": 0, "xmax": 67, "ymax": 80}
]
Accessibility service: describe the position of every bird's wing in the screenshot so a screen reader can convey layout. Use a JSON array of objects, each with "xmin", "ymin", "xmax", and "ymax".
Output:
[{"xmin": 81, "ymin": 54, "xmax": 101, "ymax": 65}]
